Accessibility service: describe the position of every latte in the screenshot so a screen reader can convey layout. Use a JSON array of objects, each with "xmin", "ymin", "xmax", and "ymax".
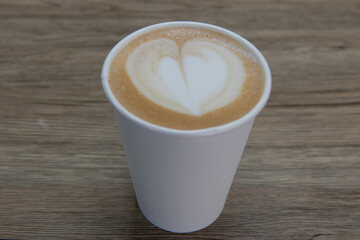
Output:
[{"xmin": 109, "ymin": 26, "xmax": 264, "ymax": 130}]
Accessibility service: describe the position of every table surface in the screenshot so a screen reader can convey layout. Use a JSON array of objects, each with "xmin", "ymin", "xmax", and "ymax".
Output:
[{"xmin": 1, "ymin": 0, "xmax": 359, "ymax": 239}]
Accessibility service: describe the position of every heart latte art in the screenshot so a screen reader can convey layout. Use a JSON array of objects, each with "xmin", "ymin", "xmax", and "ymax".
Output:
[
  {"xmin": 109, "ymin": 27, "xmax": 264, "ymax": 130},
  {"xmin": 126, "ymin": 39, "xmax": 246, "ymax": 116}
]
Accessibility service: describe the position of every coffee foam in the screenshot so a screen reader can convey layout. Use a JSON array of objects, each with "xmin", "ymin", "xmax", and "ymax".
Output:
[
  {"xmin": 126, "ymin": 39, "xmax": 246, "ymax": 116},
  {"xmin": 109, "ymin": 27, "xmax": 264, "ymax": 130}
]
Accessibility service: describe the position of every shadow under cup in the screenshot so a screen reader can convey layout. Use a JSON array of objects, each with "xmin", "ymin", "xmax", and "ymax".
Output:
[{"xmin": 102, "ymin": 21, "xmax": 271, "ymax": 233}]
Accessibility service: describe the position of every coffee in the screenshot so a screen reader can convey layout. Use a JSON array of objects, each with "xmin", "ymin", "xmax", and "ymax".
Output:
[{"xmin": 109, "ymin": 26, "xmax": 264, "ymax": 130}]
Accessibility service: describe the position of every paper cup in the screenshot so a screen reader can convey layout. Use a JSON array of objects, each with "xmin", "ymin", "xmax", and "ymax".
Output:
[{"xmin": 101, "ymin": 21, "xmax": 271, "ymax": 233}]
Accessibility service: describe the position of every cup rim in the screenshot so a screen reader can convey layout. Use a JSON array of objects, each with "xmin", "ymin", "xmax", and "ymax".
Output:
[{"xmin": 101, "ymin": 21, "xmax": 271, "ymax": 136}]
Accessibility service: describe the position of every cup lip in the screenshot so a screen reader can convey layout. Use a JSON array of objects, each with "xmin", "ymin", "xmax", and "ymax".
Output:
[{"xmin": 101, "ymin": 21, "xmax": 271, "ymax": 136}]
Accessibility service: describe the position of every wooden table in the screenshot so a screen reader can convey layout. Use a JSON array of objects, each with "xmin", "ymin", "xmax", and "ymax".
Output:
[{"xmin": 1, "ymin": 1, "xmax": 359, "ymax": 239}]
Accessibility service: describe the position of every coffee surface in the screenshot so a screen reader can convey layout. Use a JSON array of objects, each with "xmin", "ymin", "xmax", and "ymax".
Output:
[{"xmin": 109, "ymin": 26, "xmax": 264, "ymax": 130}]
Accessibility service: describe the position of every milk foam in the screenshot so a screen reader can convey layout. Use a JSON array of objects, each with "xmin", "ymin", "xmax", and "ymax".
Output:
[{"xmin": 126, "ymin": 38, "xmax": 246, "ymax": 116}]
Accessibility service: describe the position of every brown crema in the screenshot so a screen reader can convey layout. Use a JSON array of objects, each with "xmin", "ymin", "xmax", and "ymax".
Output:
[{"xmin": 109, "ymin": 26, "xmax": 264, "ymax": 130}]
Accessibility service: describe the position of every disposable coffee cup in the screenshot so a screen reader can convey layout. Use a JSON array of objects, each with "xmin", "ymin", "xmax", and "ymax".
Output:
[{"xmin": 102, "ymin": 21, "xmax": 271, "ymax": 233}]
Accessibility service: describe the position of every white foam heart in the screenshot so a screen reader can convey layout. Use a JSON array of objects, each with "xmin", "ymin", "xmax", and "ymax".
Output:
[{"xmin": 126, "ymin": 38, "xmax": 246, "ymax": 116}]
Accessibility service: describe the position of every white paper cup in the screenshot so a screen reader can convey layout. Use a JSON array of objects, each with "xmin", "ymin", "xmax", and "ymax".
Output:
[{"xmin": 101, "ymin": 21, "xmax": 271, "ymax": 233}]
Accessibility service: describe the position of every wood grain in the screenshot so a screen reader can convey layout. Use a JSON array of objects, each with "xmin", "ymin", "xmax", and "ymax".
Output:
[{"xmin": 0, "ymin": 0, "xmax": 359, "ymax": 239}]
